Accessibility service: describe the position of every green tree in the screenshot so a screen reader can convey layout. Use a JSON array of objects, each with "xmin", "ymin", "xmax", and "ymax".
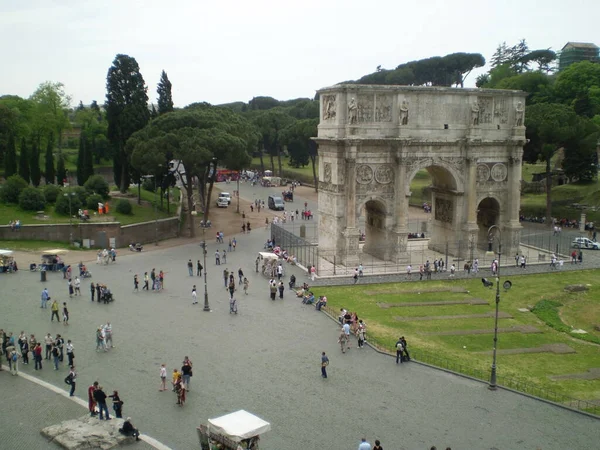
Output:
[
  {"xmin": 45, "ymin": 134, "xmax": 55, "ymax": 184},
  {"xmin": 554, "ymin": 61, "xmax": 600, "ymax": 118},
  {"xmin": 496, "ymin": 72, "xmax": 552, "ymax": 105},
  {"xmin": 56, "ymin": 149, "xmax": 66, "ymax": 185},
  {"xmin": 281, "ymin": 118, "xmax": 318, "ymax": 172},
  {"xmin": 128, "ymin": 106, "xmax": 257, "ymax": 236},
  {"xmin": 77, "ymin": 134, "xmax": 85, "ymax": 185},
  {"xmin": 30, "ymin": 138, "xmax": 41, "ymax": 187},
  {"xmin": 19, "ymin": 187, "xmax": 46, "ymax": 211},
  {"xmin": 18, "ymin": 137, "xmax": 30, "ymax": 183},
  {"xmin": 4, "ymin": 133, "xmax": 17, "ymax": 177},
  {"xmin": 157, "ymin": 70, "xmax": 174, "ymax": 115},
  {"xmin": 105, "ymin": 54, "xmax": 150, "ymax": 192},
  {"xmin": 29, "ymin": 81, "xmax": 71, "ymax": 147},
  {"xmin": 252, "ymin": 109, "xmax": 294, "ymax": 175},
  {"xmin": 84, "ymin": 174, "xmax": 110, "ymax": 199},
  {"xmin": 525, "ymin": 103, "xmax": 580, "ymax": 225}
]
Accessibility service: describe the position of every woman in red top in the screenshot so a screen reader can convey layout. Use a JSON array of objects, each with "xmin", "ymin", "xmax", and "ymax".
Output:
[{"xmin": 88, "ymin": 382, "xmax": 98, "ymax": 416}]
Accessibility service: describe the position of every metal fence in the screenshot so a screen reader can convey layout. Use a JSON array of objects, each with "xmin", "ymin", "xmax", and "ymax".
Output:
[{"xmin": 270, "ymin": 222, "xmax": 318, "ymax": 270}]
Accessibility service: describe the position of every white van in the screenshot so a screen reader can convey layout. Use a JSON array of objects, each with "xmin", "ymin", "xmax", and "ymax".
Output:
[{"xmin": 218, "ymin": 192, "xmax": 232, "ymax": 205}]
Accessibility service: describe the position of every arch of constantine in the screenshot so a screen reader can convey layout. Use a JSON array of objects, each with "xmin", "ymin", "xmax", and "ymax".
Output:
[{"xmin": 314, "ymin": 85, "xmax": 527, "ymax": 267}]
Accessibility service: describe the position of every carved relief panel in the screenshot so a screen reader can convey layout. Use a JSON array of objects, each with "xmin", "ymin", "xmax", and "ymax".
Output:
[
  {"xmin": 477, "ymin": 97, "xmax": 493, "ymax": 124},
  {"xmin": 435, "ymin": 198, "xmax": 453, "ymax": 223},
  {"xmin": 322, "ymin": 95, "xmax": 336, "ymax": 120},
  {"xmin": 375, "ymin": 95, "xmax": 392, "ymax": 122},
  {"xmin": 357, "ymin": 95, "xmax": 374, "ymax": 123}
]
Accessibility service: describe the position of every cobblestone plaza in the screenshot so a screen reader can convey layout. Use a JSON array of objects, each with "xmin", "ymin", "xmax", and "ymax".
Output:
[{"xmin": 2, "ymin": 183, "xmax": 600, "ymax": 449}]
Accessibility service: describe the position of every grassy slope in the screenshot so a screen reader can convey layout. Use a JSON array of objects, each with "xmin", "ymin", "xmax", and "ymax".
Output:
[{"xmin": 318, "ymin": 270, "xmax": 600, "ymax": 400}]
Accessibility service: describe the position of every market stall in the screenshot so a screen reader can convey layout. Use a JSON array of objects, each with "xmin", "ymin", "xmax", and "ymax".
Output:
[
  {"xmin": 258, "ymin": 251, "xmax": 279, "ymax": 277},
  {"xmin": 198, "ymin": 410, "xmax": 271, "ymax": 450},
  {"xmin": 0, "ymin": 250, "xmax": 16, "ymax": 273},
  {"xmin": 40, "ymin": 249, "xmax": 68, "ymax": 272}
]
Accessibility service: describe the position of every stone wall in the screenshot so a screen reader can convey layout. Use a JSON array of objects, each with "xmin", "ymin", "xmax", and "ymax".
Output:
[{"xmin": 0, "ymin": 217, "xmax": 179, "ymax": 248}]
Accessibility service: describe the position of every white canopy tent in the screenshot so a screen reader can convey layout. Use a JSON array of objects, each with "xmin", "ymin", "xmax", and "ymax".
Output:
[{"xmin": 208, "ymin": 410, "xmax": 271, "ymax": 443}]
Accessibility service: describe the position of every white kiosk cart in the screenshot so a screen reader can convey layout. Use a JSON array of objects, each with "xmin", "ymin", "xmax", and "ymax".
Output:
[{"xmin": 197, "ymin": 410, "xmax": 271, "ymax": 450}]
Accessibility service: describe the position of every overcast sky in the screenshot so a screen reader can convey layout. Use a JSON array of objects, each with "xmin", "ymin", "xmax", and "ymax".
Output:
[{"xmin": 1, "ymin": 0, "xmax": 598, "ymax": 108}]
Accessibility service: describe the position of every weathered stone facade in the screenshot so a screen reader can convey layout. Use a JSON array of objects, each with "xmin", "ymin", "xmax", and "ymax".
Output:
[{"xmin": 314, "ymin": 85, "xmax": 527, "ymax": 265}]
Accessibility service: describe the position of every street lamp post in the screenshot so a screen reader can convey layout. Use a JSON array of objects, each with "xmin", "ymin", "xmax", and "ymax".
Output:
[
  {"xmin": 64, "ymin": 192, "xmax": 76, "ymax": 245},
  {"xmin": 236, "ymin": 170, "xmax": 240, "ymax": 213},
  {"xmin": 487, "ymin": 224, "xmax": 502, "ymax": 390},
  {"xmin": 202, "ymin": 158, "xmax": 217, "ymax": 312},
  {"xmin": 141, "ymin": 175, "xmax": 159, "ymax": 246}
]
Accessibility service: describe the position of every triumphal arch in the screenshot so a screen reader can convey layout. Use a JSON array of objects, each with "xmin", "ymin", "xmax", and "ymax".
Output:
[{"xmin": 314, "ymin": 84, "xmax": 527, "ymax": 266}]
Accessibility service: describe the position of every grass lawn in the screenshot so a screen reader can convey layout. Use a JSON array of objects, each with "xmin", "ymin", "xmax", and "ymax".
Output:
[
  {"xmin": 409, "ymin": 170, "xmax": 432, "ymax": 206},
  {"xmin": 317, "ymin": 270, "xmax": 600, "ymax": 403},
  {"xmin": 0, "ymin": 240, "xmax": 79, "ymax": 252},
  {"xmin": 250, "ymin": 156, "xmax": 316, "ymax": 181}
]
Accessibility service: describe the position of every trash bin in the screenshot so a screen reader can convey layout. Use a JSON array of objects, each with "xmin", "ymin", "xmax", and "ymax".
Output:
[
  {"xmin": 41, "ymin": 270, "xmax": 47, "ymax": 282},
  {"xmin": 300, "ymin": 224, "xmax": 306, "ymax": 238}
]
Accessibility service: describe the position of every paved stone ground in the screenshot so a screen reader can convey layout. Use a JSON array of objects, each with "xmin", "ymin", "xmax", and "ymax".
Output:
[{"xmin": 2, "ymin": 211, "xmax": 600, "ymax": 450}]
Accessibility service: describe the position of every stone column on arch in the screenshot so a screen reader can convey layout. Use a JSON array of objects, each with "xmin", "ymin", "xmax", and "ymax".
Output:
[
  {"xmin": 462, "ymin": 155, "xmax": 479, "ymax": 260},
  {"xmin": 341, "ymin": 144, "xmax": 360, "ymax": 267},
  {"xmin": 391, "ymin": 154, "xmax": 409, "ymax": 263},
  {"xmin": 504, "ymin": 149, "xmax": 524, "ymax": 257}
]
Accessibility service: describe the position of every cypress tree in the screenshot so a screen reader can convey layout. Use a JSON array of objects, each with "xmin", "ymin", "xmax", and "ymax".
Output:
[
  {"xmin": 56, "ymin": 149, "xmax": 66, "ymax": 186},
  {"xmin": 30, "ymin": 138, "xmax": 41, "ymax": 187},
  {"xmin": 45, "ymin": 134, "xmax": 55, "ymax": 184},
  {"xmin": 83, "ymin": 136, "xmax": 94, "ymax": 183},
  {"xmin": 4, "ymin": 133, "xmax": 17, "ymax": 178},
  {"xmin": 157, "ymin": 70, "xmax": 174, "ymax": 115},
  {"xmin": 18, "ymin": 137, "xmax": 30, "ymax": 183},
  {"xmin": 77, "ymin": 134, "xmax": 85, "ymax": 185}
]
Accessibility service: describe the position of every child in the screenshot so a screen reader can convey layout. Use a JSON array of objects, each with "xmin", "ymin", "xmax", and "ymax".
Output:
[
  {"xmin": 159, "ymin": 364, "xmax": 167, "ymax": 391},
  {"xmin": 243, "ymin": 278, "xmax": 249, "ymax": 295},
  {"xmin": 171, "ymin": 368, "xmax": 180, "ymax": 392},
  {"xmin": 63, "ymin": 302, "xmax": 69, "ymax": 325}
]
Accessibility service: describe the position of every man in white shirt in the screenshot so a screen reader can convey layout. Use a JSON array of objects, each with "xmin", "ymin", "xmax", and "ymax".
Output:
[{"xmin": 358, "ymin": 438, "xmax": 371, "ymax": 450}]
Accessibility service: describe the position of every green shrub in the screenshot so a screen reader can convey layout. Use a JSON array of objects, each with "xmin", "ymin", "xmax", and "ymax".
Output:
[
  {"xmin": 84, "ymin": 175, "xmax": 110, "ymax": 199},
  {"xmin": 531, "ymin": 299, "xmax": 600, "ymax": 345},
  {"xmin": 55, "ymin": 192, "xmax": 83, "ymax": 216},
  {"xmin": 115, "ymin": 198, "xmax": 132, "ymax": 215},
  {"xmin": 42, "ymin": 184, "xmax": 62, "ymax": 204},
  {"xmin": 86, "ymin": 193, "xmax": 103, "ymax": 211},
  {"xmin": 142, "ymin": 177, "xmax": 155, "ymax": 192},
  {"xmin": 18, "ymin": 187, "xmax": 46, "ymax": 211},
  {"xmin": 0, "ymin": 174, "xmax": 29, "ymax": 204}
]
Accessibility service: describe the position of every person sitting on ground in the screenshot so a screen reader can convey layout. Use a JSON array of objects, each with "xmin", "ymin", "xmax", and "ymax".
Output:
[
  {"xmin": 315, "ymin": 295, "xmax": 327, "ymax": 311},
  {"xmin": 302, "ymin": 291, "xmax": 315, "ymax": 305},
  {"xmin": 119, "ymin": 417, "xmax": 140, "ymax": 441}
]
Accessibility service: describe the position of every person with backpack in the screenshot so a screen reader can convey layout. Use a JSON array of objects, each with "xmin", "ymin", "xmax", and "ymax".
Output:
[
  {"xmin": 395, "ymin": 337, "xmax": 404, "ymax": 364},
  {"xmin": 400, "ymin": 336, "xmax": 410, "ymax": 362},
  {"xmin": 65, "ymin": 366, "xmax": 77, "ymax": 396}
]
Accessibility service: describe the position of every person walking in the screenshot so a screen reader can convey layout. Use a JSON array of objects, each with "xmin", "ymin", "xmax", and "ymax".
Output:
[
  {"xmin": 269, "ymin": 282, "xmax": 277, "ymax": 301},
  {"xmin": 400, "ymin": 336, "xmax": 410, "ymax": 361},
  {"xmin": 159, "ymin": 364, "xmax": 167, "ymax": 391},
  {"xmin": 41, "ymin": 287, "xmax": 50, "ymax": 308},
  {"xmin": 104, "ymin": 322, "xmax": 113, "ymax": 349},
  {"xmin": 192, "ymin": 285, "xmax": 198, "ymax": 305},
  {"xmin": 62, "ymin": 302, "xmax": 69, "ymax": 325},
  {"xmin": 222, "ymin": 249, "xmax": 227, "ymax": 264},
  {"xmin": 358, "ymin": 438, "xmax": 372, "ymax": 450},
  {"xmin": 90, "ymin": 282, "xmax": 96, "ymax": 301},
  {"xmin": 68, "ymin": 278, "xmax": 74, "ymax": 297},
  {"xmin": 278, "ymin": 281, "xmax": 284, "ymax": 299},
  {"xmin": 74, "ymin": 276, "xmax": 81, "ymax": 296},
  {"xmin": 109, "ymin": 390, "xmax": 123, "ymax": 418},
  {"xmin": 44, "ymin": 333, "xmax": 53, "ymax": 360},
  {"xmin": 52, "ymin": 344, "xmax": 60, "ymax": 370},
  {"xmin": 395, "ymin": 337, "xmax": 404, "ymax": 364},
  {"xmin": 51, "ymin": 299, "xmax": 60, "ymax": 319},
  {"xmin": 150, "ymin": 269, "xmax": 156, "ymax": 289},
  {"xmin": 353, "ymin": 268, "xmax": 359, "ymax": 284},
  {"xmin": 55, "ymin": 334, "xmax": 64, "ymax": 361},
  {"xmin": 9, "ymin": 347, "xmax": 19, "ymax": 375},
  {"xmin": 66, "ymin": 366, "xmax": 77, "ymax": 396},
  {"xmin": 187, "ymin": 259, "xmax": 193, "ymax": 276},
  {"xmin": 197, "ymin": 260, "xmax": 202, "ymax": 277},
  {"xmin": 66, "ymin": 339, "xmax": 75, "ymax": 366},
  {"xmin": 94, "ymin": 385, "xmax": 110, "ymax": 420},
  {"xmin": 243, "ymin": 277, "xmax": 249, "ymax": 295},
  {"xmin": 357, "ymin": 326, "xmax": 365, "ymax": 348},
  {"xmin": 373, "ymin": 439, "xmax": 383, "ymax": 450},
  {"xmin": 228, "ymin": 278, "xmax": 235, "ymax": 299},
  {"xmin": 232, "ymin": 237, "xmax": 237, "ymax": 251},
  {"xmin": 181, "ymin": 360, "xmax": 192, "ymax": 391},
  {"xmin": 88, "ymin": 382, "xmax": 98, "ymax": 416},
  {"xmin": 223, "ymin": 269, "xmax": 229, "ymax": 288},
  {"xmin": 321, "ymin": 351, "xmax": 329, "ymax": 379},
  {"xmin": 96, "ymin": 328, "xmax": 106, "ymax": 352},
  {"xmin": 133, "ymin": 274, "xmax": 139, "ymax": 292},
  {"xmin": 310, "ymin": 265, "xmax": 316, "ymax": 281},
  {"xmin": 34, "ymin": 343, "xmax": 43, "ymax": 370},
  {"xmin": 238, "ymin": 268, "xmax": 244, "ymax": 284}
]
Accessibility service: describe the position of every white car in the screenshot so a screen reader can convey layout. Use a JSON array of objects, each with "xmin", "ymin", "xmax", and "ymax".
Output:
[
  {"xmin": 572, "ymin": 237, "xmax": 599, "ymax": 250},
  {"xmin": 219, "ymin": 193, "xmax": 231, "ymax": 205},
  {"xmin": 216, "ymin": 198, "xmax": 229, "ymax": 208}
]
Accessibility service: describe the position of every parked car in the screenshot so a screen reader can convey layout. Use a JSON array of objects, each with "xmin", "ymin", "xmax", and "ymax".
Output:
[
  {"xmin": 218, "ymin": 192, "xmax": 231, "ymax": 205},
  {"xmin": 571, "ymin": 237, "xmax": 600, "ymax": 250},
  {"xmin": 216, "ymin": 198, "xmax": 229, "ymax": 208}
]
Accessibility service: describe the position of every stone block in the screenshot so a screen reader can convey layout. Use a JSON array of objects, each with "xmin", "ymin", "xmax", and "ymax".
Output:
[{"xmin": 41, "ymin": 415, "xmax": 134, "ymax": 449}]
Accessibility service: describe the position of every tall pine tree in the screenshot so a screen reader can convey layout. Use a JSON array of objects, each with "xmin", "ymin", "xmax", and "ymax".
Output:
[
  {"xmin": 106, "ymin": 54, "xmax": 150, "ymax": 192},
  {"xmin": 18, "ymin": 137, "xmax": 30, "ymax": 183},
  {"xmin": 80, "ymin": 133, "xmax": 94, "ymax": 184},
  {"xmin": 4, "ymin": 133, "xmax": 17, "ymax": 178},
  {"xmin": 30, "ymin": 138, "xmax": 41, "ymax": 187},
  {"xmin": 45, "ymin": 134, "xmax": 55, "ymax": 184},
  {"xmin": 157, "ymin": 70, "xmax": 174, "ymax": 115},
  {"xmin": 77, "ymin": 134, "xmax": 85, "ymax": 185},
  {"xmin": 56, "ymin": 149, "xmax": 66, "ymax": 186}
]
